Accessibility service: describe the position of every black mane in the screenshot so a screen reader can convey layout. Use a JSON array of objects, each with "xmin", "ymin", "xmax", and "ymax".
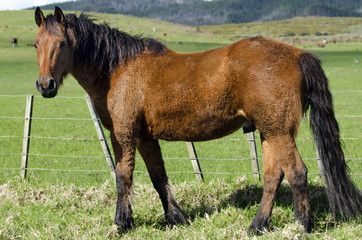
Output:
[{"xmin": 44, "ymin": 13, "xmax": 167, "ymax": 78}]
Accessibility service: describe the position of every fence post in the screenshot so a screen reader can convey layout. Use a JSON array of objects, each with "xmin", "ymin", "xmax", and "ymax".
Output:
[
  {"xmin": 247, "ymin": 132, "xmax": 260, "ymax": 181},
  {"xmin": 186, "ymin": 142, "xmax": 204, "ymax": 182},
  {"xmin": 20, "ymin": 94, "xmax": 34, "ymax": 179},
  {"xmin": 85, "ymin": 94, "xmax": 116, "ymax": 183}
]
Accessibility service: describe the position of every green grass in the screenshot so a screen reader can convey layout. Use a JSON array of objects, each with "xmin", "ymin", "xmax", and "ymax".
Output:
[
  {"xmin": 1, "ymin": 177, "xmax": 361, "ymax": 239},
  {"xmin": 0, "ymin": 10, "xmax": 361, "ymax": 239}
]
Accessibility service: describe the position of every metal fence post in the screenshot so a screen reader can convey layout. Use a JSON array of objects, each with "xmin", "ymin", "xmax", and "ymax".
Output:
[
  {"xmin": 85, "ymin": 94, "xmax": 116, "ymax": 183},
  {"xmin": 247, "ymin": 132, "xmax": 260, "ymax": 181},
  {"xmin": 20, "ymin": 94, "xmax": 34, "ymax": 179}
]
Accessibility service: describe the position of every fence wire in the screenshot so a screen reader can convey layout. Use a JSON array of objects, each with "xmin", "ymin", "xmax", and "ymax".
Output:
[
  {"xmin": 1, "ymin": 152, "xmax": 361, "ymax": 161},
  {"xmin": 1, "ymin": 167, "xmax": 361, "ymax": 177},
  {"xmin": 0, "ymin": 93, "xmax": 361, "ymax": 178}
]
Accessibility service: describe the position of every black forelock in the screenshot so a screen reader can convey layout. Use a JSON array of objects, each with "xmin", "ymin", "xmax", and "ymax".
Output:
[{"xmin": 43, "ymin": 14, "xmax": 64, "ymax": 37}]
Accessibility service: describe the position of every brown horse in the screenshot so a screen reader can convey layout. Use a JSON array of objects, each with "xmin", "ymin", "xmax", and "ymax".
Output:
[{"xmin": 34, "ymin": 7, "xmax": 361, "ymax": 234}]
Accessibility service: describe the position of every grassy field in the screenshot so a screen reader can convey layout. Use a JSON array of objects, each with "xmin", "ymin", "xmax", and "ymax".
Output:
[{"xmin": 0, "ymin": 10, "xmax": 361, "ymax": 239}]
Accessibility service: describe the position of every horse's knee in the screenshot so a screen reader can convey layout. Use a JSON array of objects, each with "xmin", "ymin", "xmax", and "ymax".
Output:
[{"xmin": 285, "ymin": 161, "xmax": 307, "ymax": 187}]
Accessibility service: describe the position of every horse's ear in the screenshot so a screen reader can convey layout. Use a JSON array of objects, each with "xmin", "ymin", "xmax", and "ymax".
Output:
[
  {"xmin": 35, "ymin": 7, "xmax": 45, "ymax": 27},
  {"xmin": 54, "ymin": 6, "xmax": 65, "ymax": 25}
]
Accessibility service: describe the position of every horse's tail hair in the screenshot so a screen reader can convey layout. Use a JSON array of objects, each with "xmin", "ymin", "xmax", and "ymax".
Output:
[{"xmin": 299, "ymin": 51, "xmax": 362, "ymax": 219}]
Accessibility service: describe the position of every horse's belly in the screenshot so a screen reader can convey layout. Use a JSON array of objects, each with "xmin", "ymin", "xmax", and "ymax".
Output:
[{"xmin": 147, "ymin": 114, "xmax": 247, "ymax": 142}]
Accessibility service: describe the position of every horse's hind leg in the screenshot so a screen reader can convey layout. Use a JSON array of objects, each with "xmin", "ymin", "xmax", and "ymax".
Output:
[
  {"xmin": 137, "ymin": 139, "xmax": 186, "ymax": 226},
  {"xmin": 282, "ymin": 140, "xmax": 313, "ymax": 232},
  {"xmin": 248, "ymin": 135, "xmax": 284, "ymax": 234},
  {"xmin": 249, "ymin": 135, "xmax": 313, "ymax": 234}
]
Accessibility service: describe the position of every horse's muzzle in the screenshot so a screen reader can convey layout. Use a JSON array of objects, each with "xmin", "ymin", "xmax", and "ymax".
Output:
[{"xmin": 36, "ymin": 75, "xmax": 58, "ymax": 98}]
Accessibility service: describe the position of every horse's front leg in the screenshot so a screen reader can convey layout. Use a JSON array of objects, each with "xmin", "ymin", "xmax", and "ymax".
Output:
[
  {"xmin": 111, "ymin": 132, "xmax": 136, "ymax": 232},
  {"xmin": 137, "ymin": 139, "xmax": 186, "ymax": 226}
]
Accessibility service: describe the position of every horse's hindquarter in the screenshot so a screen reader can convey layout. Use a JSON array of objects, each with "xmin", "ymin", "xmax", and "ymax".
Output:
[{"xmin": 232, "ymin": 38, "xmax": 304, "ymax": 137}]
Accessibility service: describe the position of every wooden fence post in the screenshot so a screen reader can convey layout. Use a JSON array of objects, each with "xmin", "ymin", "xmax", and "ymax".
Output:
[
  {"xmin": 247, "ymin": 132, "xmax": 260, "ymax": 181},
  {"xmin": 186, "ymin": 142, "xmax": 204, "ymax": 182},
  {"xmin": 85, "ymin": 94, "xmax": 116, "ymax": 183},
  {"xmin": 20, "ymin": 94, "xmax": 34, "ymax": 179}
]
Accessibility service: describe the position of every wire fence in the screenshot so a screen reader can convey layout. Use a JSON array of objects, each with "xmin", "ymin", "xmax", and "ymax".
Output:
[{"xmin": 0, "ymin": 93, "xmax": 361, "ymax": 180}]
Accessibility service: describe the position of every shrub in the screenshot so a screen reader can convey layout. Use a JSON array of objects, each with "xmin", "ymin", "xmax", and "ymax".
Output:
[
  {"xmin": 285, "ymin": 32, "xmax": 296, "ymax": 36},
  {"xmin": 300, "ymin": 32, "xmax": 310, "ymax": 36}
]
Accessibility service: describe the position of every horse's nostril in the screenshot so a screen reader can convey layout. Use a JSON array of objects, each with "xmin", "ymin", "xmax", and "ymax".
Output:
[
  {"xmin": 36, "ymin": 76, "xmax": 58, "ymax": 98},
  {"xmin": 48, "ymin": 79, "xmax": 56, "ymax": 90}
]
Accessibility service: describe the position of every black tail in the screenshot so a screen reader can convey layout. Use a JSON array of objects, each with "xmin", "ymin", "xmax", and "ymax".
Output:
[{"xmin": 299, "ymin": 51, "xmax": 362, "ymax": 219}]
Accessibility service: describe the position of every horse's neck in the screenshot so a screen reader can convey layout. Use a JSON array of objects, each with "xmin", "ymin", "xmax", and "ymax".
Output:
[
  {"xmin": 70, "ymin": 66, "xmax": 113, "ymax": 130},
  {"xmin": 71, "ymin": 66, "xmax": 110, "ymax": 101}
]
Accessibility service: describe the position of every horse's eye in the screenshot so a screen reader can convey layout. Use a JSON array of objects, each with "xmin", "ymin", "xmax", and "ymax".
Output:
[
  {"xmin": 59, "ymin": 41, "xmax": 66, "ymax": 48},
  {"xmin": 34, "ymin": 44, "xmax": 38, "ymax": 49}
]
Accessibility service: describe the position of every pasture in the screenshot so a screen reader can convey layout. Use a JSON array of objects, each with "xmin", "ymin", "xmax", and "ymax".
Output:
[{"xmin": 0, "ymin": 10, "xmax": 361, "ymax": 239}]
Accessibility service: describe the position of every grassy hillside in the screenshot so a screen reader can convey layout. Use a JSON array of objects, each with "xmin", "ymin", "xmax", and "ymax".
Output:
[
  {"xmin": 0, "ymin": 10, "xmax": 225, "ymax": 50},
  {"xmin": 0, "ymin": 10, "xmax": 361, "ymax": 239},
  {"xmin": 1, "ymin": 10, "xmax": 361, "ymax": 52}
]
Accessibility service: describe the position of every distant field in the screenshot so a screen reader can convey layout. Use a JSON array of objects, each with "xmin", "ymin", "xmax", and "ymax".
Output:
[
  {"xmin": 200, "ymin": 16, "xmax": 362, "ymax": 42},
  {"xmin": 0, "ymin": 10, "xmax": 361, "ymax": 239}
]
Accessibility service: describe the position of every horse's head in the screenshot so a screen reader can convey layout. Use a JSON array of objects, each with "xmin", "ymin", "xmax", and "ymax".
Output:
[{"xmin": 34, "ymin": 7, "xmax": 72, "ymax": 98}]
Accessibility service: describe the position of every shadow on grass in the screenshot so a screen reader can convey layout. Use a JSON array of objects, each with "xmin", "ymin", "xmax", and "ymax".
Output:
[
  {"xmin": 182, "ymin": 182, "xmax": 337, "ymax": 230},
  {"xmin": 132, "ymin": 180, "xmax": 351, "ymax": 233}
]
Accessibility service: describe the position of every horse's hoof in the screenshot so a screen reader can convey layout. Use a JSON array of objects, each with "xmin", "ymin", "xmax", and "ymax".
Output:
[
  {"xmin": 248, "ymin": 226, "xmax": 265, "ymax": 236},
  {"xmin": 248, "ymin": 218, "xmax": 269, "ymax": 236},
  {"xmin": 115, "ymin": 217, "xmax": 135, "ymax": 233},
  {"xmin": 166, "ymin": 208, "xmax": 187, "ymax": 227},
  {"xmin": 298, "ymin": 215, "xmax": 314, "ymax": 233}
]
